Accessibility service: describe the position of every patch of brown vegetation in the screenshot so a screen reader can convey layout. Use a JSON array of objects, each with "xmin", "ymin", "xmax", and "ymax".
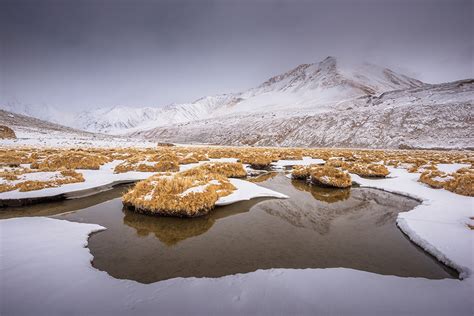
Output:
[
  {"xmin": 419, "ymin": 170, "xmax": 453, "ymax": 189},
  {"xmin": 123, "ymin": 168, "xmax": 236, "ymax": 217},
  {"xmin": 0, "ymin": 125, "xmax": 16, "ymax": 139},
  {"xmin": 443, "ymin": 169, "xmax": 473, "ymax": 197},
  {"xmin": 346, "ymin": 163, "xmax": 390, "ymax": 177},
  {"xmin": 31, "ymin": 151, "xmax": 110, "ymax": 170},
  {"xmin": 419, "ymin": 168, "xmax": 473, "ymax": 196},
  {"xmin": 310, "ymin": 166, "xmax": 352, "ymax": 188},
  {"xmin": 157, "ymin": 142, "xmax": 175, "ymax": 147},
  {"xmin": 240, "ymin": 154, "xmax": 274, "ymax": 170},
  {"xmin": 192, "ymin": 162, "xmax": 247, "ymax": 178},
  {"xmin": 0, "ymin": 169, "xmax": 84, "ymax": 192},
  {"xmin": 291, "ymin": 165, "xmax": 320, "ymax": 180}
]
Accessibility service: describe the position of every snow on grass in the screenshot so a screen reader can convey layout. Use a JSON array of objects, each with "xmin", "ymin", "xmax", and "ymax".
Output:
[
  {"xmin": 0, "ymin": 171, "xmax": 62, "ymax": 185},
  {"xmin": 0, "ymin": 160, "xmax": 156, "ymax": 200},
  {"xmin": 179, "ymin": 180, "xmax": 221, "ymax": 197}
]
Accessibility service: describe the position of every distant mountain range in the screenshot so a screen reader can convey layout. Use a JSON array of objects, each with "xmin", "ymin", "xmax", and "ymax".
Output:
[{"xmin": 2, "ymin": 56, "xmax": 473, "ymax": 149}]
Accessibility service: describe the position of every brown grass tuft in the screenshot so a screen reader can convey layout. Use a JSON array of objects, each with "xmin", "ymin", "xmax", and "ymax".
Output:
[
  {"xmin": 419, "ymin": 170, "xmax": 452, "ymax": 189},
  {"xmin": 310, "ymin": 166, "xmax": 352, "ymax": 188},
  {"xmin": 122, "ymin": 169, "xmax": 236, "ymax": 217},
  {"xmin": 0, "ymin": 169, "xmax": 85, "ymax": 192},
  {"xmin": 31, "ymin": 151, "xmax": 110, "ymax": 170},
  {"xmin": 419, "ymin": 168, "xmax": 473, "ymax": 196},
  {"xmin": 346, "ymin": 163, "xmax": 390, "ymax": 177},
  {"xmin": 0, "ymin": 125, "xmax": 16, "ymax": 139},
  {"xmin": 194, "ymin": 162, "xmax": 247, "ymax": 178}
]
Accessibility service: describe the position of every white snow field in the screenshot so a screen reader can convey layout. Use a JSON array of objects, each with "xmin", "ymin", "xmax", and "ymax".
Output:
[{"xmin": 1, "ymin": 165, "xmax": 473, "ymax": 315}]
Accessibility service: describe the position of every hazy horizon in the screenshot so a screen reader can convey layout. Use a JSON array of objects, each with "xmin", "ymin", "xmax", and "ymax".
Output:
[{"xmin": 1, "ymin": 0, "xmax": 472, "ymax": 111}]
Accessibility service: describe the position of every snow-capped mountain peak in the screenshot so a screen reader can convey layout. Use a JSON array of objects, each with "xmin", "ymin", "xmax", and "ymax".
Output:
[{"xmin": 3, "ymin": 56, "xmax": 428, "ymax": 135}]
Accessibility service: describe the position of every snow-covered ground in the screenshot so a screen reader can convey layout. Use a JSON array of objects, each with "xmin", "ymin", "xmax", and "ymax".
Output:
[
  {"xmin": 0, "ymin": 159, "xmax": 285, "ymax": 203},
  {"xmin": 1, "ymin": 163, "xmax": 472, "ymax": 315},
  {"xmin": 0, "ymin": 161, "xmax": 156, "ymax": 200},
  {"xmin": 0, "ymin": 129, "xmax": 158, "ymax": 148}
]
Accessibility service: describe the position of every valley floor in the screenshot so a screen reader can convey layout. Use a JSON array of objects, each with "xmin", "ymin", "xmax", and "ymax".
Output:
[{"xmin": 0, "ymin": 142, "xmax": 472, "ymax": 315}]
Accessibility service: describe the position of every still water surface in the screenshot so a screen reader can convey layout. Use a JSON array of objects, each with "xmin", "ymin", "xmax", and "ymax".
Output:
[{"xmin": 50, "ymin": 174, "xmax": 458, "ymax": 283}]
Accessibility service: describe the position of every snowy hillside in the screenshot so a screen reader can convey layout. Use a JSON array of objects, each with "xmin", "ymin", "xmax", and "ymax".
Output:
[
  {"xmin": 64, "ymin": 56, "xmax": 428, "ymax": 134},
  {"xmin": 2, "ymin": 57, "xmax": 472, "ymax": 148},
  {"xmin": 74, "ymin": 94, "xmax": 239, "ymax": 134},
  {"xmin": 131, "ymin": 79, "xmax": 474, "ymax": 149},
  {"xmin": 0, "ymin": 110, "xmax": 156, "ymax": 148}
]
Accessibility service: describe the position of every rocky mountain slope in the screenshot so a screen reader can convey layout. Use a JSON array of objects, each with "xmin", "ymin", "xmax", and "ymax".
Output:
[
  {"xmin": 64, "ymin": 56, "xmax": 429, "ymax": 135},
  {"xmin": 2, "ymin": 57, "xmax": 472, "ymax": 148},
  {"xmin": 0, "ymin": 109, "xmax": 95, "ymax": 137},
  {"xmin": 131, "ymin": 79, "xmax": 474, "ymax": 149}
]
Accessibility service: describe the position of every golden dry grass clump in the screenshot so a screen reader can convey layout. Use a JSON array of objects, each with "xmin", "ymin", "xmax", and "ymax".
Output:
[
  {"xmin": 345, "ymin": 163, "xmax": 390, "ymax": 177},
  {"xmin": 240, "ymin": 154, "xmax": 274, "ymax": 170},
  {"xmin": 122, "ymin": 168, "xmax": 236, "ymax": 217},
  {"xmin": 291, "ymin": 164, "xmax": 321, "ymax": 180},
  {"xmin": 407, "ymin": 163, "xmax": 438, "ymax": 173},
  {"xmin": 325, "ymin": 159, "xmax": 389, "ymax": 177},
  {"xmin": 114, "ymin": 152, "xmax": 180, "ymax": 173},
  {"xmin": 0, "ymin": 169, "xmax": 84, "ymax": 193},
  {"xmin": 0, "ymin": 125, "xmax": 16, "ymax": 139},
  {"xmin": 0, "ymin": 148, "xmax": 38, "ymax": 166},
  {"xmin": 419, "ymin": 168, "xmax": 473, "ymax": 196},
  {"xmin": 419, "ymin": 170, "xmax": 453, "ymax": 189},
  {"xmin": 310, "ymin": 166, "xmax": 352, "ymax": 188},
  {"xmin": 187, "ymin": 162, "xmax": 247, "ymax": 178},
  {"xmin": 177, "ymin": 152, "xmax": 209, "ymax": 165},
  {"xmin": 157, "ymin": 142, "xmax": 175, "ymax": 147},
  {"xmin": 31, "ymin": 150, "xmax": 111, "ymax": 170},
  {"xmin": 443, "ymin": 168, "xmax": 473, "ymax": 197}
]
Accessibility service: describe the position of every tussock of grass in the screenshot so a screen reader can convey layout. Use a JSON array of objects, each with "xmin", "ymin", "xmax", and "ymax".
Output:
[
  {"xmin": 157, "ymin": 142, "xmax": 175, "ymax": 147},
  {"xmin": 0, "ymin": 169, "xmax": 84, "ymax": 192},
  {"xmin": 419, "ymin": 168, "xmax": 473, "ymax": 196},
  {"xmin": 122, "ymin": 168, "xmax": 236, "ymax": 217},
  {"xmin": 310, "ymin": 166, "xmax": 352, "ymax": 188},
  {"xmin": 346, "ymin": 163, "xmax": 390, "ymax": 177},
  {"xmin": 326, "ymin": 159, "xmax": 389, "ymax": 177},
  {"xmin": 443, "ymin": 169, "xmax": 473, "ymax": 197},
  {"xmin": 291, "ymin": 165, "xmax": 320, "ymax": 180},
  {"xmin": 407, "ymin": 163, "xmax": 438, "ymax": 173},
  {"xmin": 190, "ymin": 162, "xmax": 247, "ymax": 178},
  {"xmin": 419, "ymin": 170, "xmax": 452, "ymax": 189},
  {"xmin": 0, "ymin": 125, "xmax": 16, "ymax": 139},
  {"xmin": 31, "ymin": 151, "xmax": 110, "ymax": 170},
  {"xmin": 240, "ymin": 154, "xmax": 273, "ymax": 170},
  {"xmin": 114, "ymin": 153, "xmax": 179, "ymax": 173}
]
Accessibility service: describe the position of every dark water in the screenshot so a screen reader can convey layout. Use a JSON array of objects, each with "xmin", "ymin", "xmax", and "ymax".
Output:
[{"xmin": 48, "ymin": 174, "xmax": 457, "ymax": 283}]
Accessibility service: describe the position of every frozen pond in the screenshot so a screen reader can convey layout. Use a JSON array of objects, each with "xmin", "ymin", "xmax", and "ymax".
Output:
[{"xmin": 39, "ymin": 173, "xmax": 458, "ymax": 283}]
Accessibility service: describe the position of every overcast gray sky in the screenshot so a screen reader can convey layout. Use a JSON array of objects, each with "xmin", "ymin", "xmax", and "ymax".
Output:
[{"xmin": 0, "ymin": 0, "xmax": 472, "ymax": 111}]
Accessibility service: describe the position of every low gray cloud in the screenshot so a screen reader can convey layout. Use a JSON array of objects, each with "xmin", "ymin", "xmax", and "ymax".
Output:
[{"xmin": 0, "ymin": 0, "xmax": 472, "ymax": 111}]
